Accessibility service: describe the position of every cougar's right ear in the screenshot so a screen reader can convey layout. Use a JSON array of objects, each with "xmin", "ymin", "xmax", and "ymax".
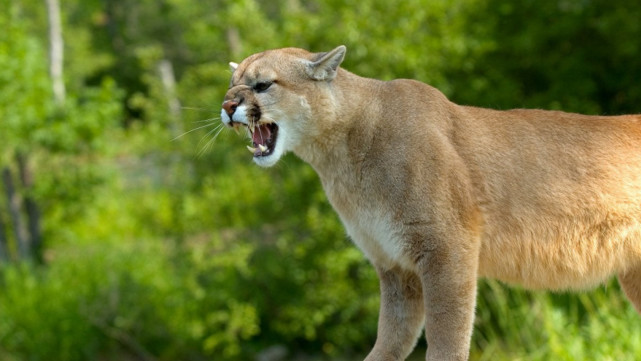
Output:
[
  {"xmin": 229, "ymin": 62, "xmax": 239, "ymax": 73},
  {"xmin": 305, "ymin": 45, "xmax": 346, "ymax": 81}
]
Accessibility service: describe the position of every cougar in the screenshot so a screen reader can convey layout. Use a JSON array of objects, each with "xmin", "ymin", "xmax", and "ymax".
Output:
[{"xmin": 220, "ymin": 45, "xmax": 641, "ymax": 360}]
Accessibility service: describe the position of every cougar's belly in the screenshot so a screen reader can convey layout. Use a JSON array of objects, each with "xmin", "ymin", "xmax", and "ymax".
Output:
[{"xmin": 477, "ymin": 213, "xmax": 641, "ymax": 290}]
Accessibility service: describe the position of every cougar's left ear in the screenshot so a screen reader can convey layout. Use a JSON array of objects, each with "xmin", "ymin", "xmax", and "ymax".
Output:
[
  {"xmin": 229, "ymin": 62, "xmax": 239, "ymax": 72},
  {"xmin": 305, "ymin": 45, "xmax": 346, "ymax": 81}
]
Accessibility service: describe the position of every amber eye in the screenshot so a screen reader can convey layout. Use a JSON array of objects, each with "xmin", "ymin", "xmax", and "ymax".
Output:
[{"xmin": 253, "ymin": 81, "xmax": 273, "ymax": 93}]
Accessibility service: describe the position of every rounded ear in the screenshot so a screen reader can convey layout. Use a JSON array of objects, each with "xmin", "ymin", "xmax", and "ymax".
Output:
[
  {"xmin": 305, "ymin": 45, "xmax": 346, "ymax": 81},
  {"xmin": 229, "ymin": 62, "xmax": 239, "ymax": 72}
]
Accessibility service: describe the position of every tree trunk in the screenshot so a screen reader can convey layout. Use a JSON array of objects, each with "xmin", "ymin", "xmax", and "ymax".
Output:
[
  {"xmin": 226, "ymin": 27, "xmax": 242, "ymax": 59},
  {"xmin": 17, "ymin": 153, "xmax": 42, "ymax": 263},
  {"xmin": 158, "ymin": 59, "xmax": 183, "ymax": 138},
  {"xmin": 0, "ymin": 212, "xmax": 8, "ymax": 262},
  {"xmin": 45, "ymin": 0, "xmax": 65, "ymax": 106},
  {"xmin": 159, "ymin": 59, "xmax": 188, "ymax": 246},
  {"xmin": 2, "ymin": 167, "xmax": 29, "ymax": 259}
]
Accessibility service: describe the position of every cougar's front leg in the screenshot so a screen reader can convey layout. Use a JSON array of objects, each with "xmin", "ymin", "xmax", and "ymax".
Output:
[
  {"xmin": 364, "ymin": 266, "xmax": 425, "ymax": 361},
  {"xmin": 417, "ymin": 238, "xmax": 479, "ymax": 361}
]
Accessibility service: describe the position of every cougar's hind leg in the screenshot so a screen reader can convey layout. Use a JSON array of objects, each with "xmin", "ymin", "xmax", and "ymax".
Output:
[{"xmin": 619, "ymin": 263, "xmax": 641, "ymax": 314}]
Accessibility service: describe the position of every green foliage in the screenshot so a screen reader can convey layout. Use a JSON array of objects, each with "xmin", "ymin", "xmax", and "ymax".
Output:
[
  {"xmin": 1, "ymin": 0, "xmax": 641, "ymax": 360},
  {"xmin": 0, "ymin": 4, "xmax": 52, "ymax": 158},
  {"xmin": 473, "ymin": 280, "xmax": 641, "ymax": 361},
  {"xmin": 446, "ymin": 0, "xmax": 641, "ymax": 114}
]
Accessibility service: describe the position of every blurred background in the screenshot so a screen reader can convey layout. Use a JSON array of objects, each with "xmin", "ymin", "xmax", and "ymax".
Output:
[{"xmin": 1, "ymin": 0, "xmax": 641, "ymax": 360}]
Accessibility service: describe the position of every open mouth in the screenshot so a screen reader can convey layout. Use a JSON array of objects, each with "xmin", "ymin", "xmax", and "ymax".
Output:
[{"xmin": 246, "ymin": 122, "xmax": 279, "ymax": 157}]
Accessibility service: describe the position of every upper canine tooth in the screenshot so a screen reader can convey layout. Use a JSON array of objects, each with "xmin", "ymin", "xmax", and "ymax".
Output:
[
  {"xmin": 258, "ymin": 144, "xmax": 268, "ymax": 153},
  {"xmin": 247, "ymin": 145, "xmax": 257, "ymax": 153}
]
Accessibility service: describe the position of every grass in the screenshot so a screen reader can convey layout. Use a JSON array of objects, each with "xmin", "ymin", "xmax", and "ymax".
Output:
[{"xmin": 469, "ymin": 279, "xmax": 641, "ymax": 360}]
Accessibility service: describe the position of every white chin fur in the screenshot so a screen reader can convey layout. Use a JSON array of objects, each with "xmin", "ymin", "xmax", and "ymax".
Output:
[{"xmin": 253, "ymin": 153, "xmax": 280, "ymax": 167}]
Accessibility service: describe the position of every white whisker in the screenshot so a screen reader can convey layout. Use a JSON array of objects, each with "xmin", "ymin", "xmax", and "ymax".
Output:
[
  {"xmin": 191, "ymin": 117, "xmax": 221, "ymax": 124},
  {"xmin": 198, "ymin": 125, "xmax": 226, "ymax": 157},
  {"xmin": 182, "ymin": 106, "xmax": 217, "ymax": 112},
  {"xmin": 172, "ymin": 122, "xmax": 218, "ymax": 141},
  {"xmin": 197, "ymin": 124, "xmax": 224, "ymax": 146}
]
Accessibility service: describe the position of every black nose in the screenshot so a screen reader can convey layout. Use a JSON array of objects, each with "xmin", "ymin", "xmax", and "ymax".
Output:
[{"xmin": 222, "ymin": 100, "xmax": 239, "ymax": 117}]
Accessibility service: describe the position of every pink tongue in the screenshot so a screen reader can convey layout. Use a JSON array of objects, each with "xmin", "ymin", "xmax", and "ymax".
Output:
[{"xmin": 252, "ymin": 124, "xmax": 271, "ymax": 145}]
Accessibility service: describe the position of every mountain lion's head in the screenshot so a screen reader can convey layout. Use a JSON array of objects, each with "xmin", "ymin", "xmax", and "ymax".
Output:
[{"xmin": 220, "ymin": 46, "xmax": 346, "ymax": 167}]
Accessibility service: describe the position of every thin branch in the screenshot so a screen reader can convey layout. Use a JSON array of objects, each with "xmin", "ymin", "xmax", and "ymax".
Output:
[{"xmin": 45, "ymin": 0, "xmax": 66, "ymax": 106}]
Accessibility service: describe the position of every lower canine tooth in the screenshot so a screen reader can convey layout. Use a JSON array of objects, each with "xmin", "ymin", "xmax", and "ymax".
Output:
[
  {"xmin": 258, "ymin": 144, "xmax": 268, "ymax": 152},
  {"xmin": 247, "ymin": 145, "xmax": 257, "ymax": 153}
]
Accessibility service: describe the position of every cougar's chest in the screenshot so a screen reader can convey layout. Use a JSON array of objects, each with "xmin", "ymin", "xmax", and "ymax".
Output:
[{"xmin": 323, "ymin": 177, "xmax": 414, "ymax": 271}]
